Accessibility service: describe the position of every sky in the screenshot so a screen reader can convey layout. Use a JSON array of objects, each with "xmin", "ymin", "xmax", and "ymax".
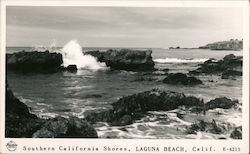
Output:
[{"xmin": 6, "ymin": 6, "xmax": 243, "ymax": 48}]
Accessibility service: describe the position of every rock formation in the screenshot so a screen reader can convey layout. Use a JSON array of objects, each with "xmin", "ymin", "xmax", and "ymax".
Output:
[
  {"xmin": 163, "ymin": 73, "xmax": 202, "ymax": 85},
  {"xmin": 85, "ymin": 49, "xmax": 155, "ymax": 71},
  {"xmin": 189, "ymin": 54, "xmax": 242, "ymax": 79},
  {"xmin": 205, "ymin": 97, "xmax": 239, "ymax": 110},
  {"xmin": 7, "ymin": 50, "xmax": 63, "ymax": 73},
  {"xmin": 86, "ymin": 88, "xmax": 203, "ymax": 126}
]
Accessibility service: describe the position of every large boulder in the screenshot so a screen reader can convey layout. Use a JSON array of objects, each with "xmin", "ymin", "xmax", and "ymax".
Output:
[
  {"xmin": 86, "ymin": 88, "xmax": 203, "ymax": 126},
  {"xmin": 104, "ymin": 49, "xmax": 155, "ymax": 71},
  {"xmin": 32, "ymin": 116, "xmax": 98, "ymax": 138},
  {"xmin": 66, "ymin": 65, "xmax": 77, "ymax": 72},
  {"xmin": 205, "ymin": 97, "xmax": 239, "ymax": 110},
  {"xmin": 163, "ymin": 73, "xmax": 202, "ymax": 85},
  {"xmin": 7, "ymin": 50, "xmax": 63, "ymax": 73}
]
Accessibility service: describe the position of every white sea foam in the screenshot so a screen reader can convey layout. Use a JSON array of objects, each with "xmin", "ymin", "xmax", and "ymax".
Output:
[
  {"xmin": 60, "ymin": 40, "xmax": 106, "ymax": 70},
  {"xmin": 154, "ymin": 57, "xmax": 209, "ymax": 63}
]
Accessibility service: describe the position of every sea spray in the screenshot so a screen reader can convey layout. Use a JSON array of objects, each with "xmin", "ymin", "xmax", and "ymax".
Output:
[
  {"xmin": 154, "ymin": 57, "xmax": 209, "ymax": 63},
  {"xmin": 61, "ymin": 40, "xmax": 106, "ymax": 70},
  {"xmin": 33, "ymin": 39, "xmax": 58, "ymax": 52}
]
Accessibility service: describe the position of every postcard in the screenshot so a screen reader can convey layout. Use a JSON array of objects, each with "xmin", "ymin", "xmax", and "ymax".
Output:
[{"xmin": 0, "ymin": 0, "xmax": 249, "ymax": 153}]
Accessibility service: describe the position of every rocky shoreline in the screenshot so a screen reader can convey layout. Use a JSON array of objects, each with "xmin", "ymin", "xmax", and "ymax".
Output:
[
  {"xmin": 6, "ymin": 82, "xmax": 241, "ymax": 139},
  {"xmin": 7, "ymin": 48, "xmax": 155, "ymax": 73},
  {"xmin": 6, "ymin": 83, "xmax": 98, "ymax": 138},
  {"xmin": 5, "ymin": 50, "xmax": 242, "ymax": 139}
]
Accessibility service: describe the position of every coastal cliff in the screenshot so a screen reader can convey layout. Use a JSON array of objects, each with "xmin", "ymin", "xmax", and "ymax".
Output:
[{"xmin": 199, "ymin": 39, "xmax": 243, "ymax": 51}]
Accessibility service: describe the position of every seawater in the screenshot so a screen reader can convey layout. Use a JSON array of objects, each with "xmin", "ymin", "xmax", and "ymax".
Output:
[{"xmin": 6, "ymin": 46, "xmax": 242, "ymax": 139}]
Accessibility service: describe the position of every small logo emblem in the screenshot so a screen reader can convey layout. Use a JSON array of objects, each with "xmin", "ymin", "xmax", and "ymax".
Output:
[{"xmin": 6, "ymin": 141, "xmax": 17, "ymax": 152}]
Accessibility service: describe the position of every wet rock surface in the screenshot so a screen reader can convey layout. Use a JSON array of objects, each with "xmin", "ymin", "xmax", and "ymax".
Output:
[
  {"xmin": 66, "ymin": 64, "xmax": 77, "ymax": 72},
  {"xmin": 33, "ymin": 116, "xmax": 98, "ymax": 138},
  {"xmin": 221, "ymin": 69, "xmax": 242, "ymax": 79},
  {"xmin": 6, "ymin": 83, "xmax": 45, "ymax": 137},
  {"xmin": 187, "ymin": 120, "xmax": 225, "ymax": 135},
  {"xmin": 6, "ymin": 84, "xmax": 98, "ymax": 138},
  {"xmin": 84, "ymin": 50, "xmax": 106, "ymax": 62},
  {"xmin": 86, "ymin": 88, "xmax": 203, "ymax": 126},
  {"xmin": 205, "ymin": 97, "xmax": 239, "ymax": 110},
  {"xmin": 100, "ymin": 49, "xmax": 155, "ymax": 71},
  {"xmin": 230, "ymin": 127, "xmax": 242, "ymax": 139},
  {"xmin": 189, "ymin": 54, "xmax": 242, "ymax": 78},
  {"xmin": 7, "ymin": 51, "xmax": 63, "ymax": 73},
  {"xmin": 163, "ymin": 73, "xmax": 202, "ymax": 85}
]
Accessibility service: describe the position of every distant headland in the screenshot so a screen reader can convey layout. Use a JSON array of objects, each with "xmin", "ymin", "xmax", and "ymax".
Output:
[
  {"xmin": 199, "ymin": 39, "xmax": 243, "ymax": 51},
  {"xmin": 168, "ymin": 39, "xmax": 243, "ymax": 51}
]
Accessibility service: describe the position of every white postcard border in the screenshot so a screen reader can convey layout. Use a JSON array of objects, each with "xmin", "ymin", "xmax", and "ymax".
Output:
[{"xmin": 0, "ymin": 0, "xmax": 249, "ymax": 154}]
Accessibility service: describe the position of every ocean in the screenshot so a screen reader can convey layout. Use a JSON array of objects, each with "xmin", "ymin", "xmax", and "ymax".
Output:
[{"xmin": 6, "ymin": 46, "xmax": 243, "ymax": 139}]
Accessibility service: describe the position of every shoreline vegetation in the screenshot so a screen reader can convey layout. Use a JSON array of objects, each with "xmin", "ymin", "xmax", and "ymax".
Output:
[{"xmin": 5, "ymin": 47, "xmax": 243, "ymax": 139}]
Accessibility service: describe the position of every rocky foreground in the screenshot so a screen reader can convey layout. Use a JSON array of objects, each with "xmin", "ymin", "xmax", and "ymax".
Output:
[
  {"xmin": 6, "ymin": 83, "xmax": 98, "ymax": 138},
  {"xmin": 6, "ymin": 82, "xmax": 241, "ymax": 139},
  {"xmin": 85, "ymin": 88, "xmax": 239, "ymax": 125}
]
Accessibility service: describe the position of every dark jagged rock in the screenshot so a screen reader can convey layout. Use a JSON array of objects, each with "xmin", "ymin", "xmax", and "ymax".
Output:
[
  {"xmin": 5, "ymin": 114, "xmax": 45, "ymax": 138},
  {"xmin": 187, "ymin": 120, "xmax": 225, "ymax": 135},
  {"xmin": 85, "ymin": 49, "xmax": 155, "ymax": 71},
  {"xmin": 161, "ymin": 68, "xmax": 169, "ymax": 72},
  {"xmin": 6, "ymin": 83, "xmax": 98, "ymax": 138},
  {"xmin": 86, "ymin": 88, "xmax": 203, "ymax": 126},
  {"xmin": 104, "ymin": 49, "xmax": 155, "ymax": 71},
  {"xmin": 66, "ymin": 65, "xmax": 77, "ymax": 72},
  {"xmin": 223, "ymin": 54, "xmax": 242, "ymax": 64},
  {"xmin": 230, "ymin": 127, "xmax": 242, "ymax": 139},
  {"xmin": 205, "ymin": 97, "xmax": 238, "ymax": 110},
  {"xmin": 221, "ymin": 69, "xmax": 242, "ymax": 79},
  {"xmin": 6, "ymin": 83, "xmax": 36, "ymax": 118},
  {"xmin": 111, "ymin": 115, "xmax": 133, "ymax": 126},
  {"xmin": 133, "ymin": 76, "xmax": 155, "ymax": 82},
  {"xmin": 189, "ymin": 54, "xmax": 242, "ymax": 76},
  {"xmin": 85, "ymin": 109, "xmax": 112, "ymax": 123},
  {"xmin": 7, "ymin": 51, "xmax": 63, "ymax": 73},
  {"xmin": 163, "ymin": 73, "xmax": 202, "ymax": 85},
  {"xmin": 6, "ymin": 83, "xmax": 45, "ymax": 137},
  {"xmin": 84, "ymin": 50, "xmax": 106, "ymax": 62},
  {"xmin": 32, "ymin": 116, "xmax": 98, "ymax": 138}
]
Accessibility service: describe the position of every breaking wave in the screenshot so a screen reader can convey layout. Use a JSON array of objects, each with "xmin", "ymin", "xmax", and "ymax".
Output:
[
  {"xmin": 154, "ymin": 57, "xmax": 209, "ymax": 63},
  {"xmin": 60, "ymin": 40, "xmax": 106, "ymax": 70}
]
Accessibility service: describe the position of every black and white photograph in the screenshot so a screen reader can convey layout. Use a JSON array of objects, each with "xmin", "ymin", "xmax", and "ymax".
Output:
[{"xmin": 1, "ymin": 0, "xmax": 249, "ymax": 153}]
